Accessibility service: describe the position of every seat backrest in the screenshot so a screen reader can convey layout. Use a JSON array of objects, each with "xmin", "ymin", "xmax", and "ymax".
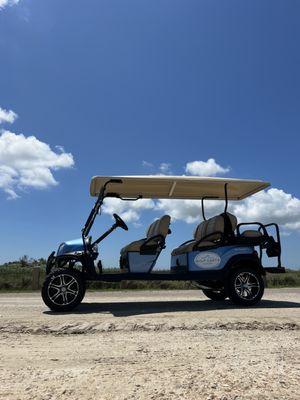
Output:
[
  {"xmin": 146, "ymin": 215, "xmax": 171, "ymax": 239},
  {"xmin": 194, "ymin": 212, "xmax": 237, "ymax": 242}
]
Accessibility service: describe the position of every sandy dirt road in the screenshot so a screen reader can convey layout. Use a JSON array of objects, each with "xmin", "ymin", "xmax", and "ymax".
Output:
[{"xmin": 0, "ymin": 289, "xmax": 299, "ymax": 400}]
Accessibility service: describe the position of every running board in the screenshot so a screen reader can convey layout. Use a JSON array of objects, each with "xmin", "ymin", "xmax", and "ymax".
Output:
[{"xmin": 85, "ymin": 270, "xmax": 225, "ymax": 282}]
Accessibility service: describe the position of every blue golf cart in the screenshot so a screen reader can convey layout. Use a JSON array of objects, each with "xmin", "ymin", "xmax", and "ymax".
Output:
[{"xmin": 42, "ymin": 176, "xmax": 284, "ymax": 311}]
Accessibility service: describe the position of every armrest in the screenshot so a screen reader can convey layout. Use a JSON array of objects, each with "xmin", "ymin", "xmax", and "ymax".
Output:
[{"xmin": 178, "ymin": 239, "xmax": 195, "ymax": 247}]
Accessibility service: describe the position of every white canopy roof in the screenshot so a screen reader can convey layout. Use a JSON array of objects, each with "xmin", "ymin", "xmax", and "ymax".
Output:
[{"xmin": 90, "ymin": 176, "xmax": 270, "ymax": 200}]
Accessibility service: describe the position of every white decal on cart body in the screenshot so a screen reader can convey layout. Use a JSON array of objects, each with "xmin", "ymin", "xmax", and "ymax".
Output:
[{"xmin": 194, "ymin": 252, "xmax": 221, "ymax": 268}]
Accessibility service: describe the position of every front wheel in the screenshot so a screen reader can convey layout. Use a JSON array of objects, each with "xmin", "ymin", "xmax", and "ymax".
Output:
[
  {"xmin": 42, "ymin": 269, "xmax": 85, "ymax": 312},
  {"xmin": 228, "ymin": 267, "xmax": 264, "ymax": 306},
  {"xmin": 202, "ymin": 289, "xmax": 227, "ymax": 301}
]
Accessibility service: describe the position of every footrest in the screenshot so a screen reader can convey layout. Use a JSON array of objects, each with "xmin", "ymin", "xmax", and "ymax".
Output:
[{"xmin": 264, "ymin": 267, "xmax": 285, "ymax": 274}]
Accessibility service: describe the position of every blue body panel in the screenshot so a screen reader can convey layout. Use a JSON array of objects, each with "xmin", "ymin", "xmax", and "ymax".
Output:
[
  {"xmin": 171, "ymin": 245, "xmax": 254, "ymax": 271},
  {"xmin": 128, "ymin": 252, "xmax": 158, "ymax": 273},
  {"xmin": 57, "ymin": 238, "xmax": 84, "ymax": 256}
]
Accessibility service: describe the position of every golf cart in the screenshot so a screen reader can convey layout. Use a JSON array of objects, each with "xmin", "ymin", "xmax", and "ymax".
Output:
[{"xmin": 42, "ymin": 176, "xmax": 285, "ymax": 311}]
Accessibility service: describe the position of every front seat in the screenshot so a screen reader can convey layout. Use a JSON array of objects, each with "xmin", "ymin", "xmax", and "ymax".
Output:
[
  {"xmin": 120, "ymin": 215, "xmax": 171, "ymax": 272},
  {"xmin": 171, "ymin": 212, "xmax": 237, "ymax": 256}
]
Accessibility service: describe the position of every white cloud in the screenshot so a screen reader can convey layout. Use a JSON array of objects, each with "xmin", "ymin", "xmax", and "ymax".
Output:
[
  {"xmin": 142, "ymin": 161, "xmax": 173, "ymax": 174},
  {"xmin": 103, "ymin": 187, "xmax": 300, "ymax": 233},
  {"xmin": 98, "ymin": 158, "xmax": 300, "ymax": 233},
  {"xmin": 142, "ymin": 160, "xmax": 154, "ymax": 168},
  {"xmin": 159, "ymin": 162, "xmax": 172, "ymax": 174},
  {"xmin": 0, "ymin": 0, "xmax": 20, "ymax": 10},
  {"xmin": 156, "ymin": 188, "xmax": 300, "ymax": 232},
  {"xmin": 0, "ymin": 107, "xmax": 18, "ymax": 124},
  {"xmin": 104, "ymin": 188, "xmax": 300, "ymax": 232},
  {"xmin": 0, "ymin": 130, "xmax": 74, "ymax": 198},
  {"xmin": 233, "ymin": 188, "xmax": 300, "ymax": 230},
  {"xmin": 102, "ymin": 198, "xmax": 155, "ymax": 223},
  {"xmin": 156, "ymin": 198, "xmax": 223, "ymax": 224},
  {"xmin": 185, "ymin": 158, "xmax": 230, "ymax": 176}
]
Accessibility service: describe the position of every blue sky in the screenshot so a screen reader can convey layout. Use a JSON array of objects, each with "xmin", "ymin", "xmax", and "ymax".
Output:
[{"xmin": 0, "ymin": 0, "xmax": 300, "ymax": 268}]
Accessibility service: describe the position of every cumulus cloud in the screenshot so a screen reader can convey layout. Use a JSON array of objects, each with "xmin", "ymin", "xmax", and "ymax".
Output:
[
  {"xmin": 0, "ymin": 130, "xmax": 74, "ymax": 198},
  {"xmin": 102, "ymin": 198, "xmax": 155, "ymax": 223},
  {"xmin": 0, "ymin": 0, "xmax": 20, "ymax": 10},
  {"xmin": 156, "ymin": 198, "xmax": 221, "ymax": 224},
  {"xmin": 105, "ymin": 190, "xmax": 300, "ymax": 232},
  {"xmin": 233, "ymin": 188, "xmax": 300, "ymax": 230},
  {"xmin": 99, "ymin": 158, "xmax": 300, "ymax": 232},
  {"xmin": 156, "ymin": 188, "xmax": 300, "ymax": 232},
  {"xmin": 185, "ymin": 158, "xmax": 230, "ymax": 176},
  {"xmin": 0, "ymin": 107, "xmax": 18, "ymax": 124}
]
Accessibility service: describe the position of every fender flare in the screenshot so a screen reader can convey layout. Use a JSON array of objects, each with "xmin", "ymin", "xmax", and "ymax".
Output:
[
  {"xmin": 223, "ymin": 253, "xmax": 264, "ymax": 278},
  {"xmin": 46, "ymin": 252, "xmax": 85, "ymax": 275}
]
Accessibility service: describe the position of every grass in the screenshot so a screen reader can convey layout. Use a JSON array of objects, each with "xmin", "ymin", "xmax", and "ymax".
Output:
[
  {"xmin": 265, "ymin": 269, "xmax": 300, "ymax": 288},
  {"xmin": 0, "ymin": 261, "xmax": 300, "ymax": 291},
  {"xmin": 0, "ymin": 264, "xmax": 45, "ymax": 291}
]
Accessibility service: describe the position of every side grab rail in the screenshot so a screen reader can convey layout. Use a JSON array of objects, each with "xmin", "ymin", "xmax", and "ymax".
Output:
[
  {"xmin": 259, "ymin": 223, "xmax": 282, "ymax": 268},
  {"xmin": 236, "ymin": 222, "xmax": 268, "ymax": 237},
  {"xmin": 259, "ymin": 223, "xmax": 281, "ymax": 246}
]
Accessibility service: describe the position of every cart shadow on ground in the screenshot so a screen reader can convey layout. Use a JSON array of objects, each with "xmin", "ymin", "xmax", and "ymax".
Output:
[{"xmin": 44, "ymin": 298, "xmax": 300, "ymax": 317}]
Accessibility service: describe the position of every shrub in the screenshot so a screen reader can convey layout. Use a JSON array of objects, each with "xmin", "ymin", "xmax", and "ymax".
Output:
[{"xmin": 0, "ymin": 261, "xmax": 299, "ymax": 291}]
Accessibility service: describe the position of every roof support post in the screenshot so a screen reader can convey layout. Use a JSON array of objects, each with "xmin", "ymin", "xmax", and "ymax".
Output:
[
  {"xmin": 201, "ymin": 197, "xmax": 206, "ymax": 221},
  {"xmin": 224, "ymin": 183, "xmax": 228, "ymax": 214},
  {"xmin": 169, "ymin": 181, "xmax": 177, "ymax": 197}
]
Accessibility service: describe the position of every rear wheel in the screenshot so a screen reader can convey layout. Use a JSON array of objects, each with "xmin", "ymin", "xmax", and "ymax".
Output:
[
  {"xmin": 228, "ymin": 267, "xmax": 264, "ymax": 306},
  {"xmin": 202, "ymin": 289, "xmax": 227, "ymax": 301},
  {"xmin": 42, "ymin": 269, "xmax": 85, "ymax": 312}
]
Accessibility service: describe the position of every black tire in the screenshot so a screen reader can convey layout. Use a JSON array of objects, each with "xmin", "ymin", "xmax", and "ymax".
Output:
[
  {"xmin": 228, "ymin": 266, "xmax": 264, "ymax": 306},
  {"xmin": 202, "ymin": 289, "xmax": 227, "ymax": 301},
  {"xmin": 42, "ymin": 269, "xmax": 85, "ymax": 312}
]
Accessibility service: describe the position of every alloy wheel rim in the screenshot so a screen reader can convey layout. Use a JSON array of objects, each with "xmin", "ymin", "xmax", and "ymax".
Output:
[
  {"xmin": 234, "ymin": 272, "xmax": 260, "ymax": 300},
  {"xmin": 48, "ymin": 274, "xmax": 79, "ymax": 306}
]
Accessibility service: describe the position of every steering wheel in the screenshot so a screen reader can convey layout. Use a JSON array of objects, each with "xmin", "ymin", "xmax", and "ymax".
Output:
[{"xmin": 113, "ymin": 213, "xmax": 129, "ymax": 231}]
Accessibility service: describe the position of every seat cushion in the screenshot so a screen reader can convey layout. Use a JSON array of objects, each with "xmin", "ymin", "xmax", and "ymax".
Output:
[
  {"xmin": 238, "ymin": 229, "xmax": 265, "ymax": 246},
  {"xmin": 120, "ymin": 239, "xmax": 146, "ymax": 254},
  {"xmin": 241, "ymin": 230, "xmax": 263, "ymax": 238},
  {"xmin": 171, "ymin": 241, "xmax": 215, "ymax": 256}
]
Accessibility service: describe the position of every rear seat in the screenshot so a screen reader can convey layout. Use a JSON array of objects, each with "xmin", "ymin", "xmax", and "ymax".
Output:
[{"xmin": 171, "ymin": 212, "xmax": 237, "ymax": 256}]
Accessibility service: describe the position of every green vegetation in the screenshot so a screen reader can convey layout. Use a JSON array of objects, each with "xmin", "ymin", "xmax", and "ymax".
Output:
[
  {"xmin": 0, "ymin": 258, "xmax": 46, "ymax": 291},
  {"xmin": 0, "ymin": 257, "xmax": 299, "ymax": 291},
  {"xmin": 266, "ymin": 269, "xmax": 300, "ymax": 288},
  {"xmin": 87, "ymin": 269, "xmax": 300, "ymax": 290}
]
